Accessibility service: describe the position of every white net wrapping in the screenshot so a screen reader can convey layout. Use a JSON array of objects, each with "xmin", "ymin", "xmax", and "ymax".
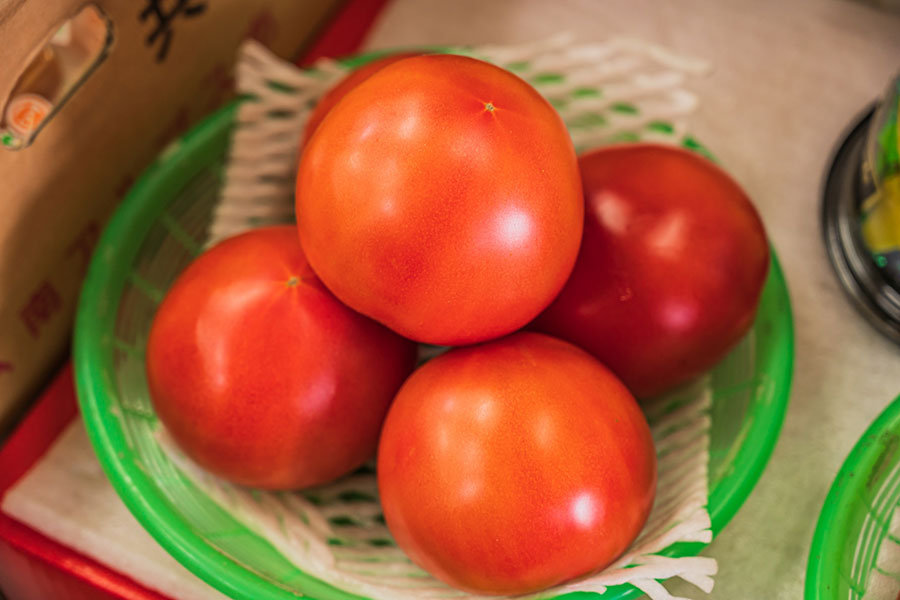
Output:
[
  {"xmin": 161, "ymin": 381, "xmax": 714, "ymax": 600},
  {"xmin": 175, "ymin": 36, "xmax": 719, "ymax": 600},
  {"xmin": 210, "ymin": 35, "xmax": 709, "ymax": 246}
]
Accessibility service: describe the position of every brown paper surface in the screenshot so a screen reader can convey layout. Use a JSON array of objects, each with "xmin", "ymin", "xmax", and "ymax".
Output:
[{"xmin": 0, "ymin": 0, "xmax": 342, "ymax": 432}]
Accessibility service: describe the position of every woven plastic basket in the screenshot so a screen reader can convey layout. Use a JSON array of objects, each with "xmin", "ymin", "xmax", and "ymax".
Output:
[
  {"xmin": 807, "ymin": 395, "xmax": 900, "ymax": 600},
  {"xmin": 74, "ymin": 57, "xmax": 794, "ymax": 600}
]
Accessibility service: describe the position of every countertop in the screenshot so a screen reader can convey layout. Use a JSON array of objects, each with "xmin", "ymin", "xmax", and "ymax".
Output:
[{"xmin": 364, "ymin": 0, "xmax": 900, "ymax": 596}]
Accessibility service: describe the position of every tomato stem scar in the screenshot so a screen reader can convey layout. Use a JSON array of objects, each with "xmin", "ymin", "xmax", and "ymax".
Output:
[
  {"xmin": 485, "ymin": 102, "xmax": 495, "ymax": 112},
  {"xmin": 286, "ymin": 276, "xmax": 300, "ymax": 287}
]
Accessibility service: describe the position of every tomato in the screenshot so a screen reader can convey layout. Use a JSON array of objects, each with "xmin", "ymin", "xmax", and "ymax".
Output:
[
  {"xmin": 377, "ymin": 332, "xmax": 656, "ymax": 595},
  {"xmin": 532, "ymin": 144, "xmax": 770, "ymax": 398},
  {"xmin": 301, "ymin": 52, "xmax": 421, "ymax": 147},
  {"xmin": 295, "ymin": 54, "xmax": 583, "ymax": 346},
  {"xmin": 145, "ymin": 226, "xmax": 417, "ymax": 490}
]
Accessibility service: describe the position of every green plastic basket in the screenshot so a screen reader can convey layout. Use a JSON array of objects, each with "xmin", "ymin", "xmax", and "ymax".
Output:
[
  {"xmin": 807, "ymin": 395, "xmax": 900, "ymax": 600},
  {"xmin": 74, "ymin": 94, "xmax": 794, "ymax": 599}
]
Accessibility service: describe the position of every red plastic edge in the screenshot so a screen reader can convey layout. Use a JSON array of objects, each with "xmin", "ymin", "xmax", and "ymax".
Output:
[
  {"xmin": 0, "ymin": 364, "xmax": 77, "ymax": 494},
  {"xmin": 297, "ymin": 0, "xmax": 395, "ymax": 66},
  {"xmin": 0, "ymin": 0, "xmax": 393, "ymax": 597},
  {"xmin": 0, "ymin": 365, "xmax": 170, "ymax": 600}
]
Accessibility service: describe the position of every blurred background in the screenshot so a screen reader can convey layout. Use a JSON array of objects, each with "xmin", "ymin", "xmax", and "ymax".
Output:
[{"xmin": 0, "ymin": 1, "xmax": 898, "ymax": 599}]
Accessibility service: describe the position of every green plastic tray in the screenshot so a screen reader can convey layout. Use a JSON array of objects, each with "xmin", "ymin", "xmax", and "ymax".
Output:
[
  {"xmin": 807, "ymin": 395, "xmax": 900, "ymax": 600},
  {"xmin": 74, "ymin": 83, "xmax": 794, "ymax": 600}
]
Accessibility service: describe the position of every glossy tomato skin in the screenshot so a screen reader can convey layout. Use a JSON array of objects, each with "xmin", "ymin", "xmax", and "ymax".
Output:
[
  {"xmin": 145, "ymin": 226, "xmax": 417, "ymax": 490},
  {"xmin": 532, "ymin": 144, "xmax": 770, "ymax": 398},
  {"xmin": 296, "ymin": 54, "xmax": 583, "ymax": 346},
  {"xmin": 301, "ymin": 52, "xmax": 421, "ymax": 147},
  {"xmin": 377, "ymin": 332, "xmax": 656, "ymax": 595}
]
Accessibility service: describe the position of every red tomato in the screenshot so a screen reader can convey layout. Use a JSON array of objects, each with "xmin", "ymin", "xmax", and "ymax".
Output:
[
  {"xmin": 296, "ymin": 54, "xmax": 583, "ymax": 346},
  {"xmin": 301, "ymin": 52, "xmax": 421, "ymax": 147},
  {"xmin": 532, "ymin": 144, "xmax": 770, "ymax": 398},
  {"xmin": 145, "ymin": 226, "xmax": 417, "ymax": 490},
  {"xmin": 377, "ymin": 332, "xmax": 656, "ymax": 595}
]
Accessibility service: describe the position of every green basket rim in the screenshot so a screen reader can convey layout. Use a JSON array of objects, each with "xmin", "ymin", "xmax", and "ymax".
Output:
[
  {"xmin": 73, "ymin": 58, "xmax": 794, "ymax": 600},
  {"xmin": 806, "ymin": 394, "xmax": 900, "ymax": 600},
  {"xmin": 709, "ymin": 252, "xmax": 793, "ymax": 534}
]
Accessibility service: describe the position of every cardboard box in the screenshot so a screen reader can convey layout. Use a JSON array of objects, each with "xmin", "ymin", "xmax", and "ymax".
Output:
[
  {"xmin": 0, "ymin": 1, "xmax": 389, "ymax": 595},
  {"xmin": 0, "ymin": 0, "xmax": 343, "ymax": 434}
]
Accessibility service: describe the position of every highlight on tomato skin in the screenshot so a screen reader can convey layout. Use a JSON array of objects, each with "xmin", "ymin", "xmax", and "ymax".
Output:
[
  {"xmin": 301, "ymin": 51, "xmax": 422, "ymax": 148},
  {"xmin": 377, "ymin": 331, "xmax": 657, "ymax": 596},
  {"xmin": 531, "ymin": 143, "xmax": 770, "ymax": 399},
  {"xmin": 295, "ymin": 53, "xmax": 584, "ymax": 347},
  {"xmin": 145, "ymin": 225, "xmax": 418, "ymax": 491}
]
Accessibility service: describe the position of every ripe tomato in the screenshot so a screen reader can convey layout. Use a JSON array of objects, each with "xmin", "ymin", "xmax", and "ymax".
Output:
[
  {"xmin": 145, "ymin": 226, "xmax": 417, "ymax": 490},
  {"xmin": 377, "ymin": 332, "xmax": 656, "ymax": 595},
  {"xmin": 301, "ymin": 52, "xmax": 421, "ymax": 147},
  {"xmin": 532, "ymin": 144, "xmax": 770, "ymax": 398},
  {"xmin": 296, "ymin": 54, "xmax": 583, "ymax": 346}
]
